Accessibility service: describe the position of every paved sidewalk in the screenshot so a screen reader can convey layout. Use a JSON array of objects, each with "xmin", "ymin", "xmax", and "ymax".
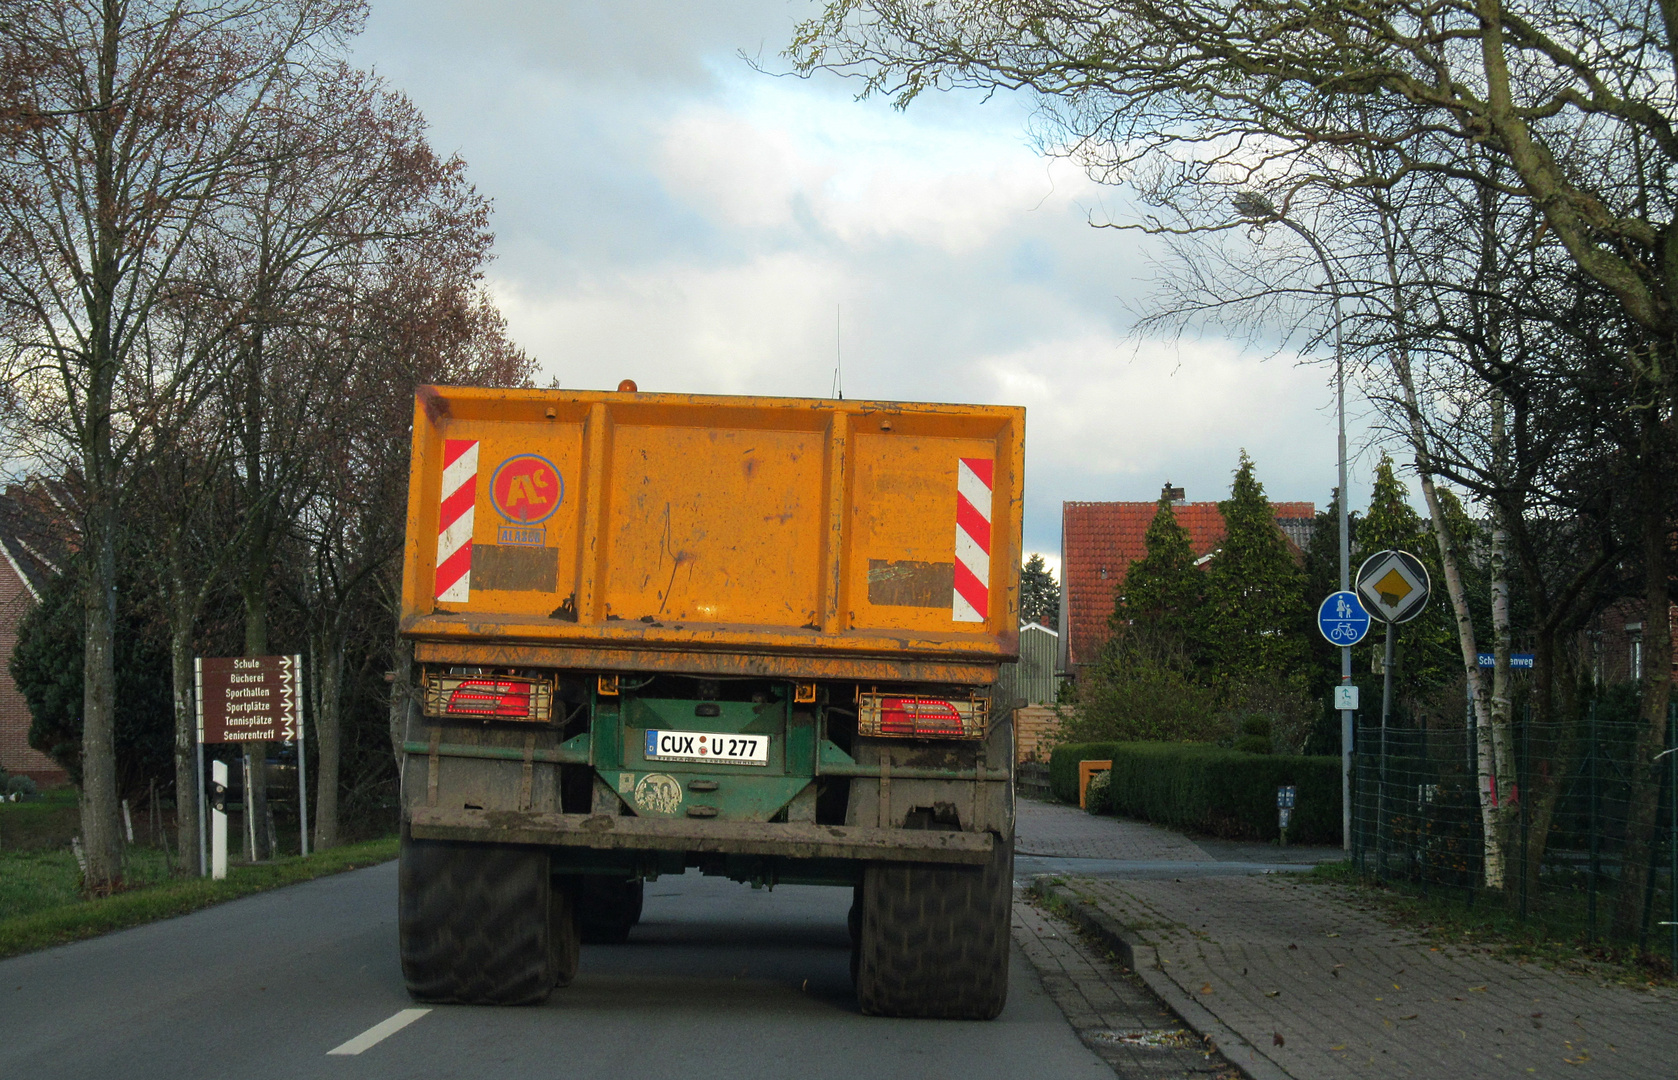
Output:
[
  {"xmin": 1057, "ymin": 874, "xmax": 1678, "ymax": 1080},
  {"xmin": 1017, "ymin": 798, "xmax": 1214, "ymax": 861},
  {"xmin": 1015, "ymin": 798, "xmax": 1337, "ymax": 878},
  {"xmin": 1012, "ymin": 896, "xmax": 1236, "ymax": 1078}
]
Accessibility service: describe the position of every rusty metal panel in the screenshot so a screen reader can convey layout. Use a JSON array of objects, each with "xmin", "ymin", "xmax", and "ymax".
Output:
[
  {"xmin": 470, "ymin": 544, "xmax": 558, "ymax": 592},
  {"xmin": 867, "ymin": 559, "xmax": 955, "ymax": 608},
  {"xmin": 402, "ymin": 387, "xmax": 1024, "ymax": 679},
  {"xmin": 410, "ymin": 639, "xmax": 1001, "ymax": 685}
]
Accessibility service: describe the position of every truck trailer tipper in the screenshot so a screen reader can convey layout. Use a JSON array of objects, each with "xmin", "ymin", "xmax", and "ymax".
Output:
[{"xmin": 395, "ymin": 384, "xmax": 1024, "ymax": 1019}]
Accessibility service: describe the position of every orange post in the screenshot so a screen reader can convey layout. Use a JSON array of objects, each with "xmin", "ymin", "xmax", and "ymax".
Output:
[{"xmin": 1078, "ymin": 759, "xmax": 1113, "ymax": 808}]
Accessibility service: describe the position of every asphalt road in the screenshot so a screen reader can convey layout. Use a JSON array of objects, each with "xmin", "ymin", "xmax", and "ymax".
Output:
[{"xmin": 1, "ymin": 862, "xmax": 1115, "ymax": 1080}]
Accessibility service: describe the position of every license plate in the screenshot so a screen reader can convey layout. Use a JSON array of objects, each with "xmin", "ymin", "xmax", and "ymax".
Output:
[{"xmin": 643, "ymin": 729, "xmax": 769, "ymax": 766}]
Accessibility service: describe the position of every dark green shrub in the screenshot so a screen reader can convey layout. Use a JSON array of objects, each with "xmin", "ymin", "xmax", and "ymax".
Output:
[
  {"xmin": 1233, "ymin": 734, "xmax": 1273, "ymax": 754},
  {"xmin": 1047, "ymin": 741, "xmax": 1341, "ymax": 844},
  {"xmin": 1084, "ymin": 770, "xmax": 1112, "ymax": 814}
]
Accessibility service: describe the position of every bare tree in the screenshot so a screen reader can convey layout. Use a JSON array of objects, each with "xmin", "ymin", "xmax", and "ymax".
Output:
[
  {"xmin": 0, "ymin": 0, "xmax": 363, "ymax": 891},
  {"xmin": 792, "ymin": 2, "xmax": 1678, "ymax": 901}
]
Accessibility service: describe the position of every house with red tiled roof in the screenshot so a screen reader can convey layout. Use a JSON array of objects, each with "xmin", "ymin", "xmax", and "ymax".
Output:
[
  {"xmin": 1056, "ymin": 490, "xmax": 1315, "ymax": 676},
  {"xmin": 1, "ymin": 479, "xmax": 78, "ymax": 785}
]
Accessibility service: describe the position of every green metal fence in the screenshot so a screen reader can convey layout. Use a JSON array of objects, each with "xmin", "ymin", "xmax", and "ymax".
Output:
[{"xmin": 1349, "ymin": 696, "xmax": 1678, "ymax": 971}]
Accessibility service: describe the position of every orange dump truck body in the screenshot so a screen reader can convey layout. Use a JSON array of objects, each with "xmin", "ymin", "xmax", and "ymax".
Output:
[{"xmin": 400, "ymin": 386, "xmax": 1025, "ymax": 683}]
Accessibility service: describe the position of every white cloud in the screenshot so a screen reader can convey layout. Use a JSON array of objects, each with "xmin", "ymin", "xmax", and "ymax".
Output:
[
  {"xmin": 983, "ymin": 333, "xmax": 1331, "ymax": 484},
  {"xmin": 654, "ymin": 84, "xmax": 1090, "ymax": 256},
  {"xmin": 357, "ymin": 1, "xmax": 1395, "ymax": 564},
  {"xmin": 492, "ymin": 251, "xmax": 848, "ymax": 396}
]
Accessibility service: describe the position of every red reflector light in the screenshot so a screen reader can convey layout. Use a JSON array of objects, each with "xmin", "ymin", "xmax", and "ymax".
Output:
[
  {"xmin": 879, "ymin": 696, "xmax": 965, "ymax": 737},
  {"xmin": 447, "ymin": 679, "xmax": 532, "ymax": 718}
]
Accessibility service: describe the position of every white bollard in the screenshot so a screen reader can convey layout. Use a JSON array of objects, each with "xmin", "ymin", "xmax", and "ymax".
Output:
[{"xmin": 211, "ymin": 760, "xmax": 228, "ymax": 881}]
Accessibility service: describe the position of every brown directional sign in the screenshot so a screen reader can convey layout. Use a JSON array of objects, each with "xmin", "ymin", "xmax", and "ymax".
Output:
[{"xmin": 196, "ymin": 655, "xmax": 301, "ymax": 744}]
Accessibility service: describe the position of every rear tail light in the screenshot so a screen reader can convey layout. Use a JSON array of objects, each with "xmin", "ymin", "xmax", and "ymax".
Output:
[
  {"xmin": 422, "ymin": 671, "xmax": 553, "ymax": 722},
  {"xmin": 857, "ymin": 691, "xmax": 987, "ymax": 739}
]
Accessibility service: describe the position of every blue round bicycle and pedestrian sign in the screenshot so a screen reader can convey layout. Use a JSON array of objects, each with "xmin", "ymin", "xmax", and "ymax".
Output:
[{"xmin": 1317, "ymin": 590, "xmax": 1372, "ymax": 646}]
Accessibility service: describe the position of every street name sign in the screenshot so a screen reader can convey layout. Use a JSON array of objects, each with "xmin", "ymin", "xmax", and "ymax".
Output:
[
  {"xmin": 1477, "ymin": 653, "xmax": 1534, "ymax": 669},
  {"xmin": 1317, "ymin": 590, "xmax": 1373, "ymax": 646},
  {"xmin": 196, "ymin": 655, "xmax": 301, "ymax": 743},
  {"xmin": 1355, "ymin": 550, "xmax": 1431, "ymax": 624}
]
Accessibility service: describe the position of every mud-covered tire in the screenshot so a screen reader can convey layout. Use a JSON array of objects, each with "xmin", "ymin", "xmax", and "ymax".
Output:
[
  {"xmin": 550, "ymin": 882, "xmax": 580, "ymax": 988},
  {"xmin": 575, "ymin": 876, "xmax": 643, "ymax": 944},
  {"xmin": 854, "ymin": 838, "xmax": 1012, "ymax": 1020},
  {"xmin": 847, "ymin": 888, "xmax": 862, "ymax": 985},
  {"xmin": 399, "ymin": 826, "xmax": 555, "ymax": 1005}
]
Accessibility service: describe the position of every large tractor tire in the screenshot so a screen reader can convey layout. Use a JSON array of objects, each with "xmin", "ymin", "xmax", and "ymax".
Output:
[
  {"xmin": 574, "ymin": 876, "xmax": 643, "ymax": 944},
  {"xmin": 550, "ymin": 882, "xmax": 580, "ymax": 988},
  {"xmin": 399, "ymin": 826, "xmax": 556, "ymax": 1005},
  {"xmin": 853, "ymin": 839, "xmax": 1012, "ymax": 1020}
]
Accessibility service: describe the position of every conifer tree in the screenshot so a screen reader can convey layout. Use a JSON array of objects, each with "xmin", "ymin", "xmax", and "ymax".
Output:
[
  {"xmin": 1111, "ymin": 483, "xmax": 1202, "ymax": 665},
  {"xmin": 1020, "ymin": 553, "xmax": 1060, "ymax": 627},
  {"xmin": 1356, "ymin": 455, "xmax": 1460, "ymax": 704},
  {"xmin": 1199, "ymin": 452, "xmax": 1308, "ymax": 692}
]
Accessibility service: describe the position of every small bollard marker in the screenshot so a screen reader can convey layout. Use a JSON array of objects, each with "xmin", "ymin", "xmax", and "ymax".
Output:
[
  {"xmin": 210, "ymin": 760, "xmax": 228, "ymax": 880},
  {"xmin": 1277, "ymin": 785, "xmax": 1297, "ymax": 847}
]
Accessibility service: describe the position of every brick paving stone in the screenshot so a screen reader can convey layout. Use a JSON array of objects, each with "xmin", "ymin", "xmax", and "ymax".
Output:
[
  {"xmin": 1066, "ymin": 875, "xmax": 1678, "ymax": 1080},
  {"xmin": 1013, "ymin": 895, "xmax": 1236, "ymax": 1077},
  {"xmin": 1018, "ymin": 798, "xmax": 1214, "ymax": 861}
]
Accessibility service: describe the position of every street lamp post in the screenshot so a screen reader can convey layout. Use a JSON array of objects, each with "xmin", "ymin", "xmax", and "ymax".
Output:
[{"xmin": 1234, "ymin": 193, "xmax": 1354, "ymax": 851}]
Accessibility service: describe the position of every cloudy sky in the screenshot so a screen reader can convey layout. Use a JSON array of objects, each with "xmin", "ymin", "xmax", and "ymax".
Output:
[{"xmin": 352, "ymin": 1, "xmax": 1385, "ymax": 570}]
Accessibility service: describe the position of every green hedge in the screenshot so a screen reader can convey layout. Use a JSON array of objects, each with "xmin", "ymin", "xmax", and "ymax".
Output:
[{"xmin": 1047, "ymin": 741, "xmax": 1342, "ymax": 845}]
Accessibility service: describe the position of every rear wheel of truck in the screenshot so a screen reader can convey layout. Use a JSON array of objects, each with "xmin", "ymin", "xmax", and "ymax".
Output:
[
  {"xmin": 853, "ymin": 839, "xmax": 1012, "ymax": 1020},
  {"xmin": 575, "ymin": 876, "xmax": 643, "ymax": 944},
  {"xmin": 550, "ymin": 882, "xmax": 580, "ymax": 988},
  {"xmin": 399, "ymin": 826, "xmax": 556, "ymax": 1005}
]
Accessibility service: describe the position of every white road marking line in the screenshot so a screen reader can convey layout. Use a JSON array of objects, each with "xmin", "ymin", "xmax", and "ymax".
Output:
[{"xmin": 326, "ymin": 1008, "xmax": 431, "ymax": 1056}]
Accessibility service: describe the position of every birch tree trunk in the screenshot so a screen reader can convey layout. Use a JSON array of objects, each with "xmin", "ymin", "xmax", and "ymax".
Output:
[
  {"xmin": 1484, "ymin": 392, "xmax": 1520, "ymax": 892},
  {"xmin": 1379, "ymin": 209, "xmax": 1508, "ymax": 890}
]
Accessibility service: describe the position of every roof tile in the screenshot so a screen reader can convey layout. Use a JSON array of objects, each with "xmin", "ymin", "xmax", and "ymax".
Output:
[{"xmin": 1059, "ymin": 499, "xmax": 1315, "ymax": 669}]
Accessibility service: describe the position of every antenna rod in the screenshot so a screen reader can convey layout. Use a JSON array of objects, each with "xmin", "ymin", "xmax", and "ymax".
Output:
[{"xmin": 834, "ymin": 302, "xmax": 843, "ymax": 399}]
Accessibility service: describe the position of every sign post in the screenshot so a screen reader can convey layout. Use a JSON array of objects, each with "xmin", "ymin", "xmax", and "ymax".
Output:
[
  {"xmin": 1318, "ymin": 590, "xmax": 1371, "ymax": 851},
  {"xmin": 297, "ymin": 654, "xmax": 308, "ymax": 857},
  {"xmin": 195, "ymin": 657, "xmax": 206, "ymax": 876},
  {"xmin": 1355, "ymin": 551, "xmax": 1432, "ymax": 872},
  {"xmin": 194, "ymin": 655, "xmax": 306, "ymax": 871}
]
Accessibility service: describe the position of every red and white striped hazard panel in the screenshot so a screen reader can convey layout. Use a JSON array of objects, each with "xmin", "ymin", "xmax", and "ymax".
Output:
[
  {"xmin": 952, "ymin": 457, "xmax": 992, "ymax": 623},
  {"xmin": 435, "ymin": 439, "xmax": 479, "ymax": 603}
]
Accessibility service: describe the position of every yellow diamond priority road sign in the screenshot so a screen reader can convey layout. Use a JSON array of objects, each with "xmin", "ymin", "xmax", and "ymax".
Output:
[{"xmin": 1355, "ymin": 549, "xmax": 1431, "ymax": 624}]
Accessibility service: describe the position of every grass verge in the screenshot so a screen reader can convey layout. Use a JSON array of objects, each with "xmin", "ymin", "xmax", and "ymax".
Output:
[
  {"xmin": 0, "ymin": 836, "xmax": 397, "ymax": 961},
  {"xmin": 1300, "ymin": 860, "xmax": 1678, "ymax": 988}
]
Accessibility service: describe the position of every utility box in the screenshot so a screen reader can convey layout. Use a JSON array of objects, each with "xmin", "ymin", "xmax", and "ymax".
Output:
[{"xmin": 396, "ymin": 385, "xmax": 1024, "ymax": 1019}]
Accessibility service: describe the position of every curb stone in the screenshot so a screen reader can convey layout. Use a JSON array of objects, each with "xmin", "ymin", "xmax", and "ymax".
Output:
[{"xmin": 1029, "ymin": 877, "xmax": 1295, "ymax": 1080}]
